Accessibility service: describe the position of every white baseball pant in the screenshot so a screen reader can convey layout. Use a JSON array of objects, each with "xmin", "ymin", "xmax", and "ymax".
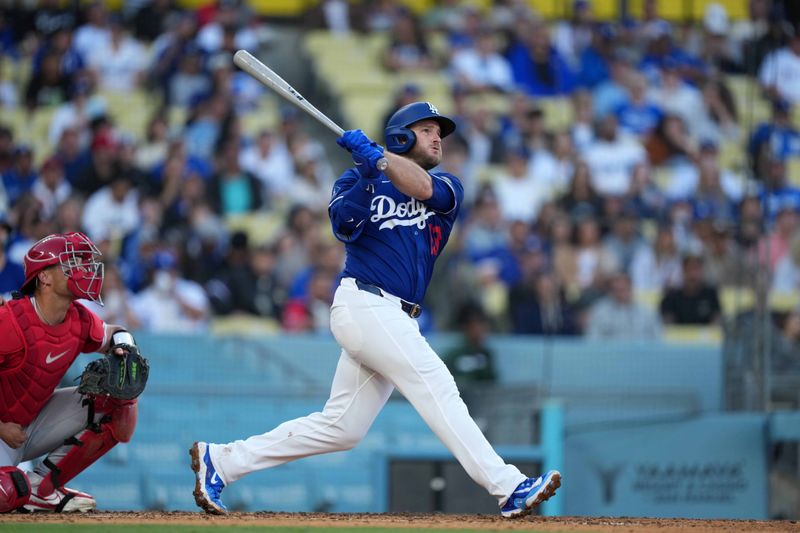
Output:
[{"xmin": 208, "ymin": 277, "xmax": 526, "ymax": 504}]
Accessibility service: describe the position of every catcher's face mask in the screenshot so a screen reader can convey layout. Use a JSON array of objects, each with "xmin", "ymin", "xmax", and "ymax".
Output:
[{"xmin": 23, "ymin": 232, "xmax": 105, "ymax": 304}]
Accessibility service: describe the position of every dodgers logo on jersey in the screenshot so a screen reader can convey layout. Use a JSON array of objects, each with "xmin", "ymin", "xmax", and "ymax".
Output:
[{"xmin": 370, "ymin": 195, "xmax": 435, "ymax": 230}]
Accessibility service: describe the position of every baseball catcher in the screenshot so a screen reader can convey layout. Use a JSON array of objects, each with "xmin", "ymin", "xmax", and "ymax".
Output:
[{"xmin": 0, "ymin": 232, "xmax": 147, "ymax": 513}]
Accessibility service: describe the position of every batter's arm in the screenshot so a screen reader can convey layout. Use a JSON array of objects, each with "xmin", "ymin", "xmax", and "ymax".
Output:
[
  {"xmin": 382, "ymin": 151, "xmax": 433, "ymax": 200},
  {"xmin": 328, "ymin": 171, "xmax": 374, "ymax": 242}
]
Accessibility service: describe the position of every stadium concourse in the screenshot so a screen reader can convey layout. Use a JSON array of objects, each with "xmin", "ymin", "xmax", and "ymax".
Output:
[{"xmin": 1, "ymin": 0, "xmax": 800, "ymax": 521}]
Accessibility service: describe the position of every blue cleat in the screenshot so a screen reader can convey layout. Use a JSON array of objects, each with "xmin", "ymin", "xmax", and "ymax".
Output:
[
  {"xmin": 190, "ymin": 441, "xmax": 227, "ymax": 514},
  {"xmin": 500, "ymin": 470, "xmax": 561, "ymax": 519}
]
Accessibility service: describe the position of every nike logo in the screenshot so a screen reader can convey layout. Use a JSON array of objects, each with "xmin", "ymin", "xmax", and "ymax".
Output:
[
  {"xmin": 210, "ymin": 472, "xmax": 221, "ymax": 485},
  {"xmin": 45, "ymin": 350, "xmax": 69, "ymax": 364}
]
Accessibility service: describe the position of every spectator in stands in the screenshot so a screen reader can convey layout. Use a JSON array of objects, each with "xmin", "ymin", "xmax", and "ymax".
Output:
[
  {"xmin": 382, "ymin": 9, "xmax": 436, "ymax": 72},
  {"xmin": 202, "ymin": 0, "xmax": 263, "ymax": 53},
  {"xmin": 508, "ymin": 270, "xmax": 578, "ymax": 336},
  {"xmin": 741, "ymin": 1, "xmax": 791, "ymax": 75},
  {"xmin": 586, "ymin": 272, "xmax": 662, "ymax": 339},
  {"xmin": 660, "ymin": 253, "xmax": 721, "ymax": 325},
  {"xmin": 601, "ymin": 205, "xmax": 648, "ymax": 273},
  {"xmin": 132, "ymin": 0, "xmax": 183, "ymax": 43},
  {"xmin": 505, "ymin": 19, "xmax": 576, "ymax": 96},
  {"xmin": 774, "ymin": 306, "xmax": 800, "ymax": 375},
  {"xmin": 281, "ymin": 267, "xmax": 336, "ymax": 334},
  {"xmin": 615, "ymin": 70, "xmax": 663, "ymax": 138},
  {"xmin": 32, "ymin": 156, "xmax": 71, "ymax": 220},
  {"xmin": 692, "ymin": 78, "xmax": 740, "ymax": 144},
  {"xmin": 647, "ymin": 59, "xmax": 704, "ymax": 136},
  {"xmin": 443, "ymin": 302, "xmax": 497, "ymax": 387},
  {"xmin": 576, "ymin": 23, "xmax": 617, "ymax": 89},
  {"xmin": 73, "ymin": 126, "xmax": 120, "ymax": 195},
  {"xmin": 758, "ymin": 28, "xmax": 800, "ymax": 104},
  {"xmin": 47, "ymin": 73, "xmax": 106, "ymax": 148},
  {"xmin": 304, "ymin": 0, "xmax": 367, "ymax": 34},
  {"xmin": 630, "ymin": 223, "xmax": 682, "ymax": 291},
  {"xmin": 553, "ymin": 0, "xmax": 594, "ymax": 70},
  {"xmin": 748, "ymin": 98, "xmax": 800, "ymax": 174},
  {"xmin": 73, "ymin": 2, "xmax": 110, "ymax": 61},
  {"xmin": 132, "ymin": 249, "xmax": 210, "ymax": 332},
  {"xmin": 491, "ymin": 147, "xmax": 547, "ymax": 224},
  {"xmin": 239, "ymin": 128, "xmax": 294, "ymax": 202},
  {"xmin": 758, "ymin": 204, "xmax": 798, "ymax": 270},
  {"xmin": 2, "ymin": 145, "xmax": 37, "ymax": 206},
  {"xmin": 286, "ymin": 148, "xmax": 335, "ymax": 213},
  {"xmin": 81, "ymin": 263, "xmax": 141, "ymax": 329},
  {"xmin": 245, "ymin": 243, "xmax": 287, "ymax": 319},
  {"xmin": 0, "ymin": 126, "xmax": 12, "ymax": 176},
  {"xmin": 449, "ymin": 25, "xmax": 514, "ymax": 95},
  {"xmin": 591, "ymin": 51, "xmax": 632, "ymax": 121},
  {"xmin": 149, "ymin": 13, "xmax": 201, "ymax": 106},
  {"xmin": 53, "ymin": 125, "xmax": 91, "ymax": 186},
  {"xmin": 25, "ymin": 49, "xmax": 73, "ymax": 111},
  {"xmin": 529, "ymin": 130, "xmax": 575, "ymax": 200},
  {"xmin": 702, "ymin": 221, "xmax": 752, "ymax": 288},
  {"xmin": 694, "ymin": 2, "xmax": 742, "ymax": 74},
  {"xmin": 274, "ymin": 204, "xmax": 320, "ymax": 289},
  {"xmin": 86, "ymin": 14, "xmax": 147, "ymax": 93},
  {"xmin": 556, "ymin": 214, "xmax": 619, "ymax": 297},
  {"xmin": 135, "ymin": 114, "xmax": 171, "ymax": 174},
  {"xmin": 567, "ymin": 88, "xmax": 594, "ymax": 154},
  {"xmin": 626, "ymin": 161, "xmax": 666, "ymax": 219},
  {"xmin": 583, "ymin": 114, "xmax": 646, "ymax": 197},
  {"xmin": 773, "ymin": 234, "xmax": 800, "ymax": 292},
  {"xmin": 644, "ymin": 113, "xmax": 697, "ymax": 171},
  {"xmin": 81, "ymin": 170, "xmax": 140, "ymax": 245},
  {"xmin": 638, "ymin": 19, "xmax": 706, "ymax": 86},
  {"xmin": 760, "ymin": 157, "xmax": 800, "ymax": 222},
  {"xmin": 557, "ymin": 161, "xmax": 602, "ymax": 221},
  {"xmin": 52, "ymin": 195, "xmax": 86, "ymax": 236},
  {"xmin": 207, "ymin": 138, "xmax": 263, "ymax": 217},
  {"xmin": 0, "ymin": 219, "xmax": 24, "ymax": 296}
]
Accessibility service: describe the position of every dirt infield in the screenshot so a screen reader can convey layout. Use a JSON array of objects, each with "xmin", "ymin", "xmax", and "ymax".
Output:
[{"xmin": 1, "ymin": 512, "xmax": 799, "ymax": 532}]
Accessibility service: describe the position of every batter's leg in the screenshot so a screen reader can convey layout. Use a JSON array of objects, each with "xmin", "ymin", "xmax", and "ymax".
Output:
[
  {"xmin": 337, "ymin": 286, "xmax": 527, "ymax": 504},
  {"xmin": 207, "ymin": 349, "xmax": 394, "ymax": 484}
]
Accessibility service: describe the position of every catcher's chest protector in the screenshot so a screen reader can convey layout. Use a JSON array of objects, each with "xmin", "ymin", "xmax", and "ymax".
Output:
[{"xmin": 0, "ymin": 299, "xmax": 89, "ymax": 426}]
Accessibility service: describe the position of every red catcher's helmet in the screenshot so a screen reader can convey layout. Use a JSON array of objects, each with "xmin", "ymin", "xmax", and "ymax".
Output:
[{"xmin": 22, "ymin": 232, "xmax": 104, "ymax": 304}]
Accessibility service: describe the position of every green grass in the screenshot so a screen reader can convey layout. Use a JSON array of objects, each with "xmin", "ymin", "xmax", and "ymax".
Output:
[{"xmin": 0, "ymin": 526, "xmax": 554, "ymax": 533}]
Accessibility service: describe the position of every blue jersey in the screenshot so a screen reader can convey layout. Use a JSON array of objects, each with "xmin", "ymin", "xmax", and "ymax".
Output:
[{"xmin": 328, "ymin": 169, "xmax": 463, "ymax": 303}]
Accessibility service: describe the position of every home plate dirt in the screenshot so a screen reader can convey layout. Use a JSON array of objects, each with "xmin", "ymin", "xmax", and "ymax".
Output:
[{"xmin": 1, "ymin": 512, "xmax": 799, "ymax": 532}]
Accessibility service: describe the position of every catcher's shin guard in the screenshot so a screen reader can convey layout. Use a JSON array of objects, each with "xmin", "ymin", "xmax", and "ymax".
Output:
[
  {"xmin": 0, "ymin": 466, "xmax": 31, "ymax": 512},
  {"xmin": 32, "ymin": 398, "xmax": 138, "ymax": 498}
]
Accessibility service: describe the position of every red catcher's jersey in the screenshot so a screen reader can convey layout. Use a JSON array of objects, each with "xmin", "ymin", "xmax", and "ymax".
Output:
[{"xmin": 0, "ymin": 297, "xmax": 105, "ymax": 426}]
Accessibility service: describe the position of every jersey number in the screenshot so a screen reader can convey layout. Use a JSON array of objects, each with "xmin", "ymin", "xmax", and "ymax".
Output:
[{"xmin": 430, "ymin": 224, "xmax": 442, "ymax": 256}]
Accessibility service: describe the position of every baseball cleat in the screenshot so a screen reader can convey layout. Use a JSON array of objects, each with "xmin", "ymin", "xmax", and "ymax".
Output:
[
  {"xmin": 22, "ymin": 474, "xmax": 96, "ymax": 513},
  {"xmin": 190, "ymin": 441, "xmax": 227, "ymax": 514},
  {"xmin": 500, "ymin": 470, "xmax": 561, "ymax": 519}
]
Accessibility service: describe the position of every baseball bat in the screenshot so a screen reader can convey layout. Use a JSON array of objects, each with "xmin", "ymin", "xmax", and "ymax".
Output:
[{"xmin": 233, "ymin": 49, "xmax": 388, "ymax": 171}]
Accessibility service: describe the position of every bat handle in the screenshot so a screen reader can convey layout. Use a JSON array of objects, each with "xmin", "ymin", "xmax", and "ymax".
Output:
[{"xmin": 377, "ymin": 157, "xmax": 388, "ymax": 171}]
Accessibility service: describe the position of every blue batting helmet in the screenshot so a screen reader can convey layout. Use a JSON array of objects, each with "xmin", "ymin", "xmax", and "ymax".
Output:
[{"xmin": 384, "ymin": 102, "xmax": 456, "ymax": 154}]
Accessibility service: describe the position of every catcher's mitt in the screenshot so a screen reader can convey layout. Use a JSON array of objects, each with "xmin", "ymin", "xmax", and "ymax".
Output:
[{"xmin": 78, "ymin": 334, "xmax": 149, "ymax": 400}]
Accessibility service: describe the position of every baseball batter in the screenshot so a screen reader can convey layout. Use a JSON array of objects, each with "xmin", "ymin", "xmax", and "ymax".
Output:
[
  {"xmin": 0, "ymin": 232, "xmax": 138, "ymax": 513},
  {"xmin": 191, "ymin": 102, "xmax": 560, "ymax": 518}
]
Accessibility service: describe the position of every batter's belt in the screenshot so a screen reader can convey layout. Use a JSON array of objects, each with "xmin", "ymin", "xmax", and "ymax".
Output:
[{"xmin": 354, "ymin": 280, "xmax": 422, "ymax": 318}]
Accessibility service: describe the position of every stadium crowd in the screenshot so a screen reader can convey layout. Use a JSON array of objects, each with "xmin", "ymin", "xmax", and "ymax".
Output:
[{"xmin": 0, "ymin": 0, "xmax": 799, "ymax": 348}]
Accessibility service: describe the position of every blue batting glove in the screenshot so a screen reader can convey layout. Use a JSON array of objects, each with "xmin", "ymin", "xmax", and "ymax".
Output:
[
  {"xmin": 336, "ymin": 129, "xmax": 372, "ymax": 152},
  {"xmin": 352, "ymin": 143, "xmax": 385, "ymax": 180}
]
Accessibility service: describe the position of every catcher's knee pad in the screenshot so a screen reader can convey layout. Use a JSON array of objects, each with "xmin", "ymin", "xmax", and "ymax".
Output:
[
  {"xmin": 0, "ymin": 466, "xmax": 31, "ymax": 513},
  {"xmin": 35, "ymin": 398, "xmax": 138, "ymax": 496},
  {"xmin": 94, "ymin": 397, "xmax": 138, "ymax": 443}
]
